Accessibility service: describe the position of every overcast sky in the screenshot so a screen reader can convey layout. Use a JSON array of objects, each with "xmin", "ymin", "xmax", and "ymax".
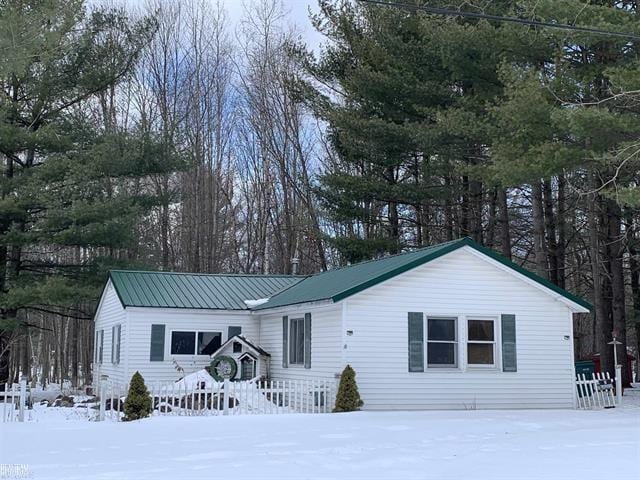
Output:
[
  {"xmin": 227, "ymin": 0, "xmax": 324, "ymax": 47},
  {"xmin": 114, "ymin": 0, "xmax": 327, "ymax": 52}
]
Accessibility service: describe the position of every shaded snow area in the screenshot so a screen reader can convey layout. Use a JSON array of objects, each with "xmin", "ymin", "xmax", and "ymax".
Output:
[{"xmin": 1, "ymin": 397, "xmax": 639, "ymax": 480}]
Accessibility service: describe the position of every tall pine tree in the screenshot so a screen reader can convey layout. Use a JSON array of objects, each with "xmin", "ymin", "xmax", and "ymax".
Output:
[{"xmin": 0, "ymin": 0, "xmax": 174, "ymax": 384}]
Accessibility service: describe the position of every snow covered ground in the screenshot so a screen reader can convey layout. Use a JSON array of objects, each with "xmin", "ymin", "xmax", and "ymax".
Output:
[{"xmin": 1, "ymin": 394, "xmax": 639, "ymax": 480}]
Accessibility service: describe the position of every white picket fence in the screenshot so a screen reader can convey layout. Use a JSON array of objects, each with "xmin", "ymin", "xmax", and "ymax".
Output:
[
  {"xmin": 99, "ymin": 377, "xmax": 336, "ymax": 421},
  {"xmin": 575, "ymin": 372, "xmax": 618, "ymax": 409},
  {"xmin": 0, "ymin": 380, "xmax": 28, "ymax": 423}
]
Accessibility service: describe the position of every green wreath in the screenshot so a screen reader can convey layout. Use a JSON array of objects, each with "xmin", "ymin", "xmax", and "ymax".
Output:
[{"xmin": 210, "ymin": 356, "xmax": 237, "ymax": 381}]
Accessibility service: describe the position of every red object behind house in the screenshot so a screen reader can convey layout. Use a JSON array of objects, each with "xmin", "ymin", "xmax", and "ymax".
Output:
[{"xmin": 592, "ymin": 353, "xmax": 634, "ymax": 375}]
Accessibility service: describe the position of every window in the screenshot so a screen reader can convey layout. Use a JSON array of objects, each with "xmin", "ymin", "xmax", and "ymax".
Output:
[
  {"xmin": 111, "ymin": 324, "xmax": 121, "ymax": 365},
  {"xmin": 233, "ymin": 342, "xmax": 243, "ymax": 353},
  {"xmin": 467, "ymin": 319, "xmax": 495, "ymax": 366},
  {"xmin": 95, "ymin": 330, "xmax": 104, "ymax": 364},
  {"xmin": 427, "ymin": 317, "xmax": 457, "ymax": 367},
  {"xmin": 289, "ymin": 318, "xmax": 305, "ymax": 365},
  {"xmin": 197, "ymin": 332, "xmax": 221, "ymax": 355},
  {"xmin": 171, "ymin": 331, "xmax": 195, "ymax": 355},
  {"xmin": 171, "ymin": 331, "xmax": 221, "ymax": 355}
]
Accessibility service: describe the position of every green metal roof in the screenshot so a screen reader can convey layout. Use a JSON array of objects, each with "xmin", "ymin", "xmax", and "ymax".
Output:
[
  {"xmin": 254, "ymin": 237, "xmax": 592, "ymax": 311},
  {"xmin": 108, "ymin": 271, "xmax": 302, "ymax": 310}
]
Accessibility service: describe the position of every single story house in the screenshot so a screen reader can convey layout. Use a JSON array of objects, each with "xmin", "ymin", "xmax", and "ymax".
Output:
[{"xmin": 93, "ymin": 237, "xmax": 591, "ymax": 410}]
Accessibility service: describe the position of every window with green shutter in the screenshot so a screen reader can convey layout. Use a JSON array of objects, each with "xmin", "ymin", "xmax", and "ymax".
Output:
[
  {"xmin": 304, "ymin": 313, "xmax": 312, "ymax": 369},
  {"xmin": 111, "ymin": 325, "xmax": 122, "ymax": 365},
  {"xmin": 408, "ymin": 312, "xmax": 424, "ymax": 372},
  {"xmin": 150, "ymin": 324, "xmax": 165, "ymax": 361},
  {"xmin": 282, "ymin": 316, "xmax": 288, "ymax": 368},
  {"xmin": 501, "ymin": 314, "xmax": 517, "ymax": 372}
]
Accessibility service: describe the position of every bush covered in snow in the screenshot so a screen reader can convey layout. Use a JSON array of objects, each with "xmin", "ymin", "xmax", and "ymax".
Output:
[
  {"xmin": 333, "ymin": 365, "xmax": 363, "ymax": 412},
  {"xmin": 123, "ymin": 371, "xmax": 152, "ymax": 421}
]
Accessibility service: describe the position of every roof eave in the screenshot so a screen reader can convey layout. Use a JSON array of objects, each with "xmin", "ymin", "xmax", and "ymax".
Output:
[{"xmin": 251, "ymin": 298, "xmax": 334, "ymax": 313}]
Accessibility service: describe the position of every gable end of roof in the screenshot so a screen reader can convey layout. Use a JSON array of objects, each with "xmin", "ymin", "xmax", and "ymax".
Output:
[{"xmin": 254, "ymin": 237, "xmax": 592, "ymax": 312}]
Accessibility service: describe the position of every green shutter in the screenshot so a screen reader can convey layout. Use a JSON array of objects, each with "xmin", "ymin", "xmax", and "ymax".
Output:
[
  {"xmin": 282, "ymin": 316, "xmax": 288, "ymax": 368},
  {"xmin": 116, "ymin": 324, "xmax": 121, "ymax": 365},
  {"xmin": 501, "ymin": 314, "xmax": 517, "ymax": 372},
  {"xmin": 228, "ymin": 326, "xmax": 242, "ymax": 339},
  {"xmin": 99, "ymin": 330, "xmax": 103, "ymax": 364},
  {"xmin": 304, "ymin": 313, "xmax": 312, "ymax": 369},
  {"xmin": 150, "ymin": 324, "xmax": 165, "ymax": 362},
  {"xmin": 408, "ymin": 312, "xmax": 424, "ymax": 372},
  {"xmin": 111, "ymin": 326, "xmax": 116, "ymax": 364}
]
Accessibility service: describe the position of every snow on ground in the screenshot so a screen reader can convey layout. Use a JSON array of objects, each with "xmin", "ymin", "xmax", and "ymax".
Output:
[{"xmin": 1, "ymin": 394, "xmax": 639, "ymax": 480}]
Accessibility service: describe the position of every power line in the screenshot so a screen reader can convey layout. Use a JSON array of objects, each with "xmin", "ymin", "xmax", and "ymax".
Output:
[{"xmin": 357, "ymin": 0, "xmax": 640, "ymax": 40}]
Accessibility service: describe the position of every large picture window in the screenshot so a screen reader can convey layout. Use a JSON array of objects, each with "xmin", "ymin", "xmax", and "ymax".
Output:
[
  {"xmin": 427, "ymin": 317, "xmax": 457, "ymax": 367},
  {"xmin": 467, "ymin": 319, "xmax": 495, "ymax": 366},
  {"xmin": 289, "ymin": 318, "xmax": 305, "ymax": 365},
  {"xmin": 171, "ymin": 331, "xmax": 221, "ymax": 355}
]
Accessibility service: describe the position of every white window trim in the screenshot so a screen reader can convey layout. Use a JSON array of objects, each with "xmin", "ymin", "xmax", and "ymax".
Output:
[
  {"xmin": 169, "ymin": 330, "xmax": 222, "ymax": 356},
  {"xmin": 426, "ymin": 316, "xmax": 459, "ymax": 369},
  {"xmin": 288, "ymin": 317, "xmax": 305, "ymax": 366},
  {"xmin": 409, "ymin": 313, "xmax": 504, "ymax": 372},
  {"xmin": 465, "ymin": 315, "xmax": 501, "ymax": 370}
]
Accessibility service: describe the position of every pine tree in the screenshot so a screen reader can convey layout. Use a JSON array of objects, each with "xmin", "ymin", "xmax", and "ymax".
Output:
[
  {"xmin": 123, "ymin": 371, "xmax": 152, "ymax": 421},
  {"xmin": 0, "ymin": 1, "xmax": 175, "ymax": 384},
  {"xmin": 296, "ymin": 0, "xmax": 516, "ymax": 262},
  {"xmin": 489, "ymin": 1, "xmax": 640, "ymax": 385},
  {"xmin": 333, "ymin": 365, "xmax": 363, "ymax": 412}
]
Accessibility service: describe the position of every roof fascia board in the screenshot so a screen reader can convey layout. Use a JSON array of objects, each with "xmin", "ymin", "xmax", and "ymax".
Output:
[
  {"xmin": 251, "ymin": 299, "xmax": 334, "ymax": 315},
  {"xmin": 331, "ymin": 239, "xmax": 467, "ymax": 303},
  {"xmin": 127, "ymin": 306, "xmax": 253, "ymax": 316},
  {"xmin": 93, "ymin": 278, "xmax": 113, "ymax": 322},
  {"xmin": 108, "ymin": 272, "xmax": 129, "ymax": 308}
]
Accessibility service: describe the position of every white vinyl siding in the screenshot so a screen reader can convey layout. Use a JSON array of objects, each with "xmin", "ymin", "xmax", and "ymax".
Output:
[
  {"xmin": 343, "ymin": 246, "xmax": 576, "ymax": 410},
  {"xmin": 259, "ymin": 303, "xmax": 342, "ymax": 381},
  {"xmin": 122, "ymin": 308, "xmax": 258, "ymax": 388},
  {"xmin": 93, "ymin": 282, "xmax": 127, "ymax": 386}
]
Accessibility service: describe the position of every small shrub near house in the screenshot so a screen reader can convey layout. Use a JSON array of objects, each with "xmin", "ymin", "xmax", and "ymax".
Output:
[
  {"xmin": 123, "ymin": 371, "xmax": 153, "ymax": 421},
  {"xmin": 333, "ymin": 365, "xmax": 363, "ymax": 412}
]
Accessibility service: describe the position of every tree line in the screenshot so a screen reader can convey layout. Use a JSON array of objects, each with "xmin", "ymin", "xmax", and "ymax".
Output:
[{"xmin": 0, "ymin": 0, "xmax": 638, "ymax": 388}]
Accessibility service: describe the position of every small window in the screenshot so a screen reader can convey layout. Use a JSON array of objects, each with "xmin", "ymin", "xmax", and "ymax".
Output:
[
  {"xmin": 467, "ymin": 319, "xmax": 495, "ymax": 366},
  {"xmin": 96, "ymin": 330, "xmax": 104, "ymax": 364},
  {"xmin": 233, "ymin": 342, "xmax": 243, "ymax": 353},
  {"xmin": 289, "ymin": 318, "xmax": 305, "ymax": 365},
  {"xmin": 198, "ymin": 332, "xmax": 221, "ymax": 355},
  {"xmin": 171, "ymin": 331, "xmax": 196, "ymax": 355},
  {"xmin": 112, "ymin": 325, "xmax": 121, "ymax": 365},
  {"xmin": 427, "ymin": 318, "xmax": 457, "ymax": 367}
]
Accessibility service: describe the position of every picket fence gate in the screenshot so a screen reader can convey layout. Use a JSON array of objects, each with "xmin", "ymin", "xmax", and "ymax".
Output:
[
  {"xmin": 575, "ymin": 372, "xmax": 618, "ymax": 409},
  {"xmin": 99, "ymin": 377, "xmax": 336, "ymax": 421},
  {"xmin": 0, "ymin": 379, "xmax": 27, "ymax": 423}
]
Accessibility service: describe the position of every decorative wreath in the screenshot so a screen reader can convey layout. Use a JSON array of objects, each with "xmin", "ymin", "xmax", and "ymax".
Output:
[{"xmin": 210, "ymin": 356, "xmax": 238, "ymax": 381}]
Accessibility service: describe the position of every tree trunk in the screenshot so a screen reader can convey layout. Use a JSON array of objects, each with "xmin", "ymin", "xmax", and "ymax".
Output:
[
  {"xmin": 531, "ymin": 181, "xmax": 548, "ymax": 278},
  {"xmin": 606, "ymin": 199, "xmax": 629, "ymax": 386},
  {"xmin": 542, "ymin": 178, "xmax": 559, "ymax": 285},
  {"xmin": 556, "ymin": 173, "xmax": 567, "ymax": 289},
  {"xmin": 497, "ymin": 188, "xmax": 511, "ymax": 260}
]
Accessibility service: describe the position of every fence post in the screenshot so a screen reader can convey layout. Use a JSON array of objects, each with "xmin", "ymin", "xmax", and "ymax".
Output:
[
  {"xmin": 18, "ymin": 377, "xmax": 26, "ymax": 422},
  {"xmin": 223, "ymin": 378, "xmax": 230, "ymax": 416},
  {"xmin": 99, "ymin": 376, "xmax": 107, "ymax": 422},
  {"xmin": 615, "ymin": 365, "xmax": 622, "ymax": 406}
]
